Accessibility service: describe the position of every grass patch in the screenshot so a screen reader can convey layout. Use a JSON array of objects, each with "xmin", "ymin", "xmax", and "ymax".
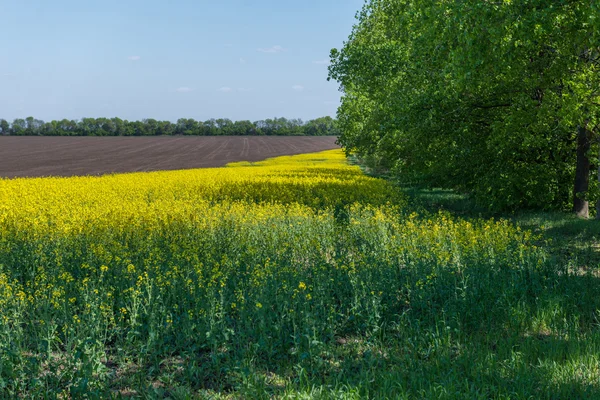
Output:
[{"xmin": 403, "ymin": 185, "xmax": 600, "ymax": 271}]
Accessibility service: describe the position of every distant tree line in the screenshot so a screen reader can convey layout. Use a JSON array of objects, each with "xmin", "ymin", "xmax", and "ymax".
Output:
[{"xmin": 0, "ymin": 116, "xmax": 340, "ymax": 136}]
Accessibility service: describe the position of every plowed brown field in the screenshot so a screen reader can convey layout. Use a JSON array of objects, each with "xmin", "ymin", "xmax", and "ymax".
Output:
[{"xmin": 0, "ymin": 136, "xmax": 339, "ymax": 178}]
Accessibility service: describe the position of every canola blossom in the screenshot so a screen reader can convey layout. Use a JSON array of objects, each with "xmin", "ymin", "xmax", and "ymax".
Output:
[{"xmin": 0, "ymin": 150, "xmax": 544, "ymax": 395}]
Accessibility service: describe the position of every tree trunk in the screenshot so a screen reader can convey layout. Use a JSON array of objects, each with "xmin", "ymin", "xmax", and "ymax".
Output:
[
  {"xmin": 574, "ymin": 125, "xmax": 591, "ymax": 218},
  {"xmin": 597, "ymin": 153, "xmax": 600, "ymax": 219}
]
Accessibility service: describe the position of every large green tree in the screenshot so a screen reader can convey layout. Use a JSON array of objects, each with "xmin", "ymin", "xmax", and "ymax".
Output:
[{"xmin": 330, "ymin": 0, "xmax": 599, "ymax": 214}]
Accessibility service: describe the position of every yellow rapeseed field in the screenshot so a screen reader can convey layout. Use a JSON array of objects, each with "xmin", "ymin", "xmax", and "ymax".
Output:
[{"xmin": 0, "ymin": 149, "xmax": 544, "ymax": 396}]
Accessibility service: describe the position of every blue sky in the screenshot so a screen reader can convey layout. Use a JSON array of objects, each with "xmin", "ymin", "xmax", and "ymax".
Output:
[{"xmin": 0, "ymin": 0, "xmax": 363, "ymax": 122}]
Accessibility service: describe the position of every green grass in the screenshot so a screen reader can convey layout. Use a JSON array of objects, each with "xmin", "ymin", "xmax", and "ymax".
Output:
[{"xmin": 404, "ymin": 185, "xmax": 600, "ymax": 272}]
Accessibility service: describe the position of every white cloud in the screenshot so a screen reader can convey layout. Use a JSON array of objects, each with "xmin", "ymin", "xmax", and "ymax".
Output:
[
  {"xmin": 218, "ymin": 87, "xmax": 233, "ymax": 92},
  {"xmin": 313, "ymin": 59, "xmax": 330, "ymax": 65},
  {"xmin": 257, "ymin": 45, "xmax": 286, "ymax": 53},
  {"xmin": 176, "ymin": 87, "xmax": 193, "ymax": 93},
  {"xmin": 127, "ymin": 55, "xmax": 141, "ymax": 61},
  {"xmin": 292, "ymin": 85, "xmax": 305, "ymax": 92},
  {"xmin": 240, "ymin": 58, "xmax": 247, "ymax": 64},
  {"xmin": 237, "ymin": 87, "xmax": 252, "ymax": 92}
]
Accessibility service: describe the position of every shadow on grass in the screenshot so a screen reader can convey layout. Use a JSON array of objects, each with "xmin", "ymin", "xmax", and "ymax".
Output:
[
  {"xmin": 402, "ymin": 185, "xmax": 600, "ymax": 272},
  {"xmin": 104, "ymin": 269, "xmax": 600, "ymax": 399},
  {"xmin": 401, "ymin": 186, "xmax": 488, "ymax": 216},
  {"xmin": 513, "ymin": 211, "xmax": 600, "ymax": 271}
]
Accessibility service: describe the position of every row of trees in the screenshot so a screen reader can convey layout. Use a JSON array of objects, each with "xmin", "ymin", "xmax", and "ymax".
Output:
[
  {"xmin": 0, "ymin": 116, "xmax": 340, "ymax": 137},
  {"xmin": 329, "ymin": 0, "xmax": 599, "ymax": 215}
]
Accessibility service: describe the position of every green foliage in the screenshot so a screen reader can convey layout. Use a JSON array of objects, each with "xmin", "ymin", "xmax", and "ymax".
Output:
[
  {"xmin": 0, "ymin": 116, "xmax": 341, "ymax": 137},
  {"xmin": 329, "ymin": 0, "xmax": 600, "ymax": 211}
]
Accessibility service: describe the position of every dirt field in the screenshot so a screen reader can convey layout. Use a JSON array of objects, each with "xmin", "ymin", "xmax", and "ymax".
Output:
[{"xmin": 0, "ymin": 136, "xmax": 340, "ymax": 178}]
